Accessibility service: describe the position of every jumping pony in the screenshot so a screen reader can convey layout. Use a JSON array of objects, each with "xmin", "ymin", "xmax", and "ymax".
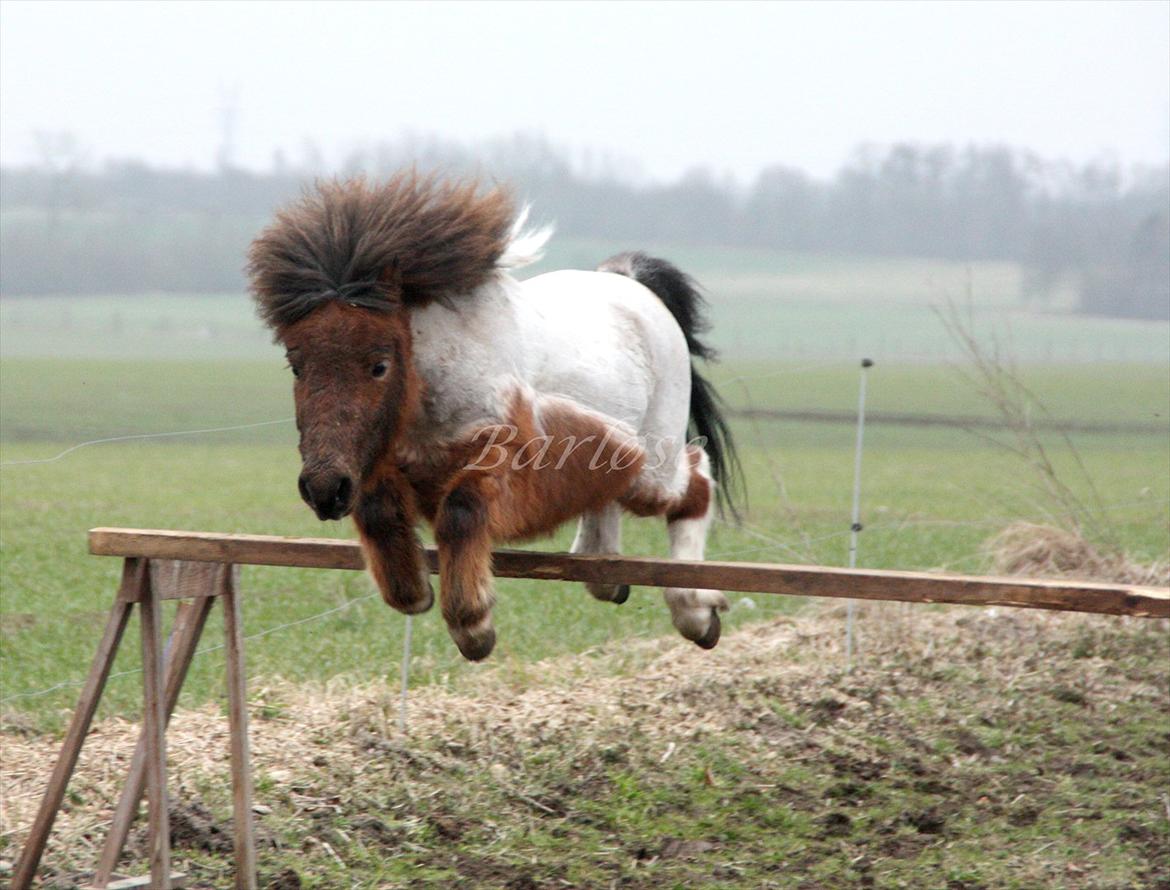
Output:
[{"xmin": 248, "ymin": 174, "xmax": 739, "ymax": 661}]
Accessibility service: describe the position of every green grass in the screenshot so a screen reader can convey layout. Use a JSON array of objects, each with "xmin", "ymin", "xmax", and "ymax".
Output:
[
  {"xmin": 1, "ymin": 354, "xmax": 1167, "ymax": 730},
  {"xmin": 1, "ymin": 355, "xmax": 1166, "ymax": 442}
]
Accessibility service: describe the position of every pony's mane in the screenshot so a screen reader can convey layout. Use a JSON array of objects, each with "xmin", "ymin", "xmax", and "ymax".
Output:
[{"xmin": 248, "ymin": 173, "xmax": 548, "ymax": 329}]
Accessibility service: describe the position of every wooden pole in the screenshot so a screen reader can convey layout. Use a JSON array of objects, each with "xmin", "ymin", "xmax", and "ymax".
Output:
[
  {"xmin": 9, "ymin": 561, "xmax": 139, "ymax": 890},
  {"xmin": 221, "ymin": 567, "xmax": 258, "ymax": 890},
  {"xmin": 89, "ymin": 528, "xmax": 1170, "ymax": 619},
  {"xmin": 138, "ymin": 567, "xmax": 172, "ymax": 889}
]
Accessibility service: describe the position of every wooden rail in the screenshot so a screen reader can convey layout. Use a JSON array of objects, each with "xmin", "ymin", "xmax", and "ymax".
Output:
[{"xmin": 89, "ymin": 528, "xmax": 1169, "ymax": 618}]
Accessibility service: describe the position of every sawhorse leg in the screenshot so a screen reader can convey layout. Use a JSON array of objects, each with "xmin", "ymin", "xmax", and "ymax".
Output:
[{"xmin": 10, "ymin": 561, "xmax": 140, "ymax": 890}]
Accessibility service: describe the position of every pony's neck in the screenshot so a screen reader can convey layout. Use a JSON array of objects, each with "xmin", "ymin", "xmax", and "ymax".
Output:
[{"xmin": 393, "ymin": 273, "xmax": 525, "ymax": 457}]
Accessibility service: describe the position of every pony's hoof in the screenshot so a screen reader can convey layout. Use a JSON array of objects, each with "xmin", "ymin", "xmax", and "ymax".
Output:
[
  {"xmin": 451, "ymin": 625, "xmax": 496, "ymax": 661},
  {"xmin": 694, "ymin": 610, "xmax": 721, "ymax": 650},
  {"xmin": 400, "ymin": 580, "xmax": 435, "ymax": 615},
  {"xmin": 613, "ymin": 584, "xmax": 631, "ymax": 605}
]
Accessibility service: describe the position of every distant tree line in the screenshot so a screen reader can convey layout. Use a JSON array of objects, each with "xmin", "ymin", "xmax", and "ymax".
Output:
[{"xmin": 1, "ymin": 135, "xmax": 1167, "ymax": 320}]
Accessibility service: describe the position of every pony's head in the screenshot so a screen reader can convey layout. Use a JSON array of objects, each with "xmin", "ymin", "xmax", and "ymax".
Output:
[
  {"xmin": 278, "ymin": 300, "xmax": 414, "ymax": 519},
  {"xmin": 247, "ymin": 173, "xmax": 526, "ymax": 519}
]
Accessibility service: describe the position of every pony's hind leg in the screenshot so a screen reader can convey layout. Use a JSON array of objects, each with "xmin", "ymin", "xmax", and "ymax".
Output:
[
  {"xmin": 665, "ymin": 447, "xmax": 727, "ymax": 647},
  {"xmin": 570, "ymin": 502, "xmax": 628, "ymax": 604},
  {"xmin": 622, "ymin": 442, "xmax": 720, "ymax": 645}
]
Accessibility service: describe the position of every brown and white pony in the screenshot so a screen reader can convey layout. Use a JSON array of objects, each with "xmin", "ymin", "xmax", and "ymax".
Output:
[{"xmin": 248, "ymin": 174, "xmax": 739, "ymax": 660}]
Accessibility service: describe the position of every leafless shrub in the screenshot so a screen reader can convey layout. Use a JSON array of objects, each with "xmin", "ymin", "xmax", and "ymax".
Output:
[
  {"xmin": 936, "ymin": 297, "xmax": 1168, "ymax": 585},
  {"xmin": 936, "ymin": 298, "xmax": 1121, "ymax": 555}
]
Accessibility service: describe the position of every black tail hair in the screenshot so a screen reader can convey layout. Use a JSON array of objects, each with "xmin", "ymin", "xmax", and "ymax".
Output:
[{"xmin": 597, "ymin": 251, "xmax": 743, "ymax": 519}]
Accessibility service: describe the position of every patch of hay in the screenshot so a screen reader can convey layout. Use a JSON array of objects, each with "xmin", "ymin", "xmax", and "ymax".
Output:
[
  {"xmin": 985, "ymin": 521, "xmax": 1169, "ymax": 586},
  {"xmin": 2, "ymin": 602, "xmax": 1153, "ymax": 882}
]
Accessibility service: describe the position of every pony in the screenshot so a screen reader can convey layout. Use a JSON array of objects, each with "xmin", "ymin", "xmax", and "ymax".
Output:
[{"xmin": 247, "ymin": 173, "xmax": 739, "ymax": 661}]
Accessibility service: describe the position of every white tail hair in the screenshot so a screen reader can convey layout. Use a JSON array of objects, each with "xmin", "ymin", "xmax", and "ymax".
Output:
[{"xmin": 497, "ymin": 205, "xmax": 554, "ymax": 270}]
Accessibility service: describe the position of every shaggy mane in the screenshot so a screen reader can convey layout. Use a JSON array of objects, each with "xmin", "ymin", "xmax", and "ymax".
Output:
[{"xmin": 248, "ymin": 173, "xmax": 530, "ymax": 329}]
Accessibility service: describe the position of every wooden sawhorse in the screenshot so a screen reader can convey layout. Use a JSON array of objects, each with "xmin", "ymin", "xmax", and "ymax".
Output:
[{"xmin": 12, "ymin": 558, "xmax": 257, "ymax": 889}]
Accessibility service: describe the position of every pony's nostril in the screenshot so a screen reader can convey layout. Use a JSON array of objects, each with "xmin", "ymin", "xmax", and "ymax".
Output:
[
  {"xmin": 334, "ymin": 476, "xmax": 353, "ymax": 511},
  {"xmin": 299, "ymin": 472, "xmax": 353, "ymax": 519}
]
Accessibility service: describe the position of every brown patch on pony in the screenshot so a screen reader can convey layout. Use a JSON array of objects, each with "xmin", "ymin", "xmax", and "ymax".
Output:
[
  {"xmin": 421, "ymin": 393, "xmax": 646, "ymax": 660},
  {"xmin": 667, "ymin": 446, "xmax": 713, "ymax": 523},
  {"xmin": 484, "ymin": 395, "xmax": 646, "ymax": 541},
  {"xmin": 247, "ymin": 172, "xmax": 517, "ymax": 330},
  {"xmin": 620, "ymin": 444, "xmax": 711, "ymax": 521},
  {"xmin": 433, "ymin": 394, "xmax": 646, "ymax": 542}
]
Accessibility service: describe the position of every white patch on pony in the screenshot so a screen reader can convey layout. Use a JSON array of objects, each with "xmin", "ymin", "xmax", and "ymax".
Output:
[
  {"xmin": 572, "ymin": 502, "xmax": 625, "ymax": 602},
  {"xmin": 664, "ymin": 449, "xmax": 727, "ymax": 640},
  {"xmin": 497, "ymin": 205, "xmax": 553, "ymax": 270}
]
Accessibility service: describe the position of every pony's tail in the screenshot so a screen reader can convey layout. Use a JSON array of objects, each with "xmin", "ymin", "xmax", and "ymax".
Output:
[{"xmin": 597, "ymin": 252, "xmax": 743, "ymax": 519}]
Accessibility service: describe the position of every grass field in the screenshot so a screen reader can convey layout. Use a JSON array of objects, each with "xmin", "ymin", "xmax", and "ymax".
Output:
[
  {"xmin": 1, "ymin": 352, "xmax": 1166, "ymax": 732},
  {"xmin": 1, "ymin": 249, "xmax": 1167, "ymax": 886}
]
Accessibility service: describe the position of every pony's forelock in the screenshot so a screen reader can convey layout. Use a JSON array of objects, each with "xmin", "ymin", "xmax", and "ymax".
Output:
[{"xmin": 247, "ymin": 173, "xmax": 524, "ymax": 331}]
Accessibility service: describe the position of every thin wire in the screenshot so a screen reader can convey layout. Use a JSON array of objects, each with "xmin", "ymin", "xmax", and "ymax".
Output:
[
  {"xmin": 3, "ymin": 499, "xmax": 1161, "ymax": 704},
  {"xmin": 0, "ymin": 591, "xmax": 378, "ymax": 705},
  {"xmin": 715, "ymin": 359, "xmax": 844, "ymax": 388},
  {"xmin": 712, "ymin": 520, "xmax": 852, "ymax": 562},
  {"xmin": 398, "ymin": 614, "xmax": 413, "ymax": 734},
  {"xmin": 0, "ymin": 418, "xmax": 295, "ymax": 467}
]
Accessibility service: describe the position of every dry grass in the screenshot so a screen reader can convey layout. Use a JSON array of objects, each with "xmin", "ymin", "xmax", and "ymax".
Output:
[
  {"xmin": 986, "ymin": 521, "xmax": 1170, "ymax": 587},
  {"xmin": 3, "ymin": 600, "xmax": 1167, "ymax": 888}
]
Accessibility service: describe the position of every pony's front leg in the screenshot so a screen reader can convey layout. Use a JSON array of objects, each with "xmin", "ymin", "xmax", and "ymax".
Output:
[
  {"xmin": 434, "ymin": 472, "xmax": 499, "ymax": 661},
  {"xmin": 354, "ymin": 469, "xmax": 434, "ymax": 615}
]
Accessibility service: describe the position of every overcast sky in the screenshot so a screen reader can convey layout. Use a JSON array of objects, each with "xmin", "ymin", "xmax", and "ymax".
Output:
[{"xmin": 1, "ymin": 0, "xmax": 1167, "ymax": 182}]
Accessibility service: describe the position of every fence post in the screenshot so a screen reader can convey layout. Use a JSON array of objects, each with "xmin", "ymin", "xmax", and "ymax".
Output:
[{"xmin": 845, "ymin": 358, "xmax": 873, "ymax": 670}]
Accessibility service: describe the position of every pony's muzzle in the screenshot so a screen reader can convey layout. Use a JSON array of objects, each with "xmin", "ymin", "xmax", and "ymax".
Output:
[{"xmin": 298, "ymin": 471, "xmax": 354, "ymax": 521}]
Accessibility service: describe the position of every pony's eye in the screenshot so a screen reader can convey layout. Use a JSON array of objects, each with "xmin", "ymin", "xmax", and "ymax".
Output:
[
  {"xmin": 290, "ymin": 365, "xmax": 301, "ymax": 379},
  {"xmin": 372, "ymin": 361, "xmax": 389, "ymax": 379}
]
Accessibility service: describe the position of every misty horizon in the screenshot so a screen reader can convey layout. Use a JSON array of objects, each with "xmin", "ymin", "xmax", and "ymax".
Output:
[
  {"xmin": 2, "ymin": 1, "xmax": 1167, "ymax": 184},
  {"xmin": 4, "ymin": 131, "xmax": 1169, "ymax": 194}
]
